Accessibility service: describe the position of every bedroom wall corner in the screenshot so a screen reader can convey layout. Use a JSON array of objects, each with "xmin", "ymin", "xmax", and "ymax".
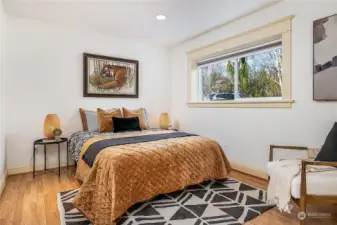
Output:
[
  {"xmin": 4, "ymin": 16, "xmax": 171, "ymax": 172},
  {"xmin": 0, "ymin": 0, "xmax": 7, "ymax": 191}
]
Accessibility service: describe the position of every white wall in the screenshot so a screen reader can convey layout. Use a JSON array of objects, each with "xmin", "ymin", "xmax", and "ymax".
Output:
[
  {"xmin": 5, "ymin": 16, "xmax": 170, "ymax": 171},
  {"xmin": 0, "ymin": 0, "xmax": 6, "ymax": 178},
  {"xmin": 170, "ymin": 1, "xmax": 337, "ymax": 171}
]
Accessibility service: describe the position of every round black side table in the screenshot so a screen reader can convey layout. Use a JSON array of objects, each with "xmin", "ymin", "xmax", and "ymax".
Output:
[{"xmin": 33, "ymin": 137, "xmax": 68, "ymax": 178}]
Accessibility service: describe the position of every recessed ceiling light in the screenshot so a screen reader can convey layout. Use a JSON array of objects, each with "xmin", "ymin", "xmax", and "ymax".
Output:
[{"xmin": 156, "ymin": 15, "xmax": 166, "ymax": 20}]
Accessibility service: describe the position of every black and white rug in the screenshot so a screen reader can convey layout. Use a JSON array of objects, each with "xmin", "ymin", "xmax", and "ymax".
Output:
[{"xmin": 57, "ymin": 178, "xmax": 274, "ymax": 225}]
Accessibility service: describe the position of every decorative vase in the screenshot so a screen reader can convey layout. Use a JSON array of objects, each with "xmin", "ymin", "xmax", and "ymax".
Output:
[{"xmin": 44, "ymin": 114, "xmax": 60, "ymax": 139}]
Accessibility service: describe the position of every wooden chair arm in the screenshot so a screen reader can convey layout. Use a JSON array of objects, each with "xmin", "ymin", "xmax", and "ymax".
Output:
[
  {"xmin": 300, "ymin": 160, "xmax": 337, "ymax": 201},
  {"xmin": 302, "ymin": 160, "xmax": 337, "ymax": 167},
  {"xmin": 269, "ymin": 145, "xmax": 308, "ymax": 162}
]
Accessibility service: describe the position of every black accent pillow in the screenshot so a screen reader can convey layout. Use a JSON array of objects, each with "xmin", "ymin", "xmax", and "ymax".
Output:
[
  {"xmin": 315, "ymin": 122, "xmax": 337, "ymax": 162},
  {"xmin": 113, "ymin": 117, "xmax": 141, "ymax": 133}
]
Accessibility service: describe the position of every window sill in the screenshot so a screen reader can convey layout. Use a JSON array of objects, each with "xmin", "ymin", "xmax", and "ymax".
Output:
[{"xmin": 187, "ymin": 100, "xmax": 294, "ymax": 108}]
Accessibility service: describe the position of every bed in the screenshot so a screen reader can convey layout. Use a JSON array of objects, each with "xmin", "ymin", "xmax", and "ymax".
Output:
[{"xmin": 69, "ymin": 129, "xmax": 231, "ymax": 225}]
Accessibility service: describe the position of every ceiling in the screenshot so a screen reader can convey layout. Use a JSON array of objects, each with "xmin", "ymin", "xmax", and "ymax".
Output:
[{"xmin": 4, "ymin": 0, "xmax": 280, "ymax": 47}]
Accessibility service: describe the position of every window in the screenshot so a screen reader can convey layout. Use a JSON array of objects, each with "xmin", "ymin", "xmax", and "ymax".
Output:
[
  {"xmin": 187, "ymin": 16, "xmax": 294, "ymax": 108},
  {"xmin": 198, "ymin": 42, "xmax": 282, "ymax": 102}
]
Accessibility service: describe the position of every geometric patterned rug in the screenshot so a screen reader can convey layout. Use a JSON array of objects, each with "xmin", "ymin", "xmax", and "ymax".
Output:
[{"xmin": 57, "ymin": 178, "xmax": 274, "ymax": 225}]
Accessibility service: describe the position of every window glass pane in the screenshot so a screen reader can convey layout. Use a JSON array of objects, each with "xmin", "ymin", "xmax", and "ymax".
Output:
[
  {"xmin": 238, "ymin": 48, "xmax": 282, "ymax": 98},
  {"xmin": 200, "ymin": 60, "xmax": 235, "ymax": 101}
]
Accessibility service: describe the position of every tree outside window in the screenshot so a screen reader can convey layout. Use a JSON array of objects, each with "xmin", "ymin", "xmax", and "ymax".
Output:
[{"xmin": 200, "ymin": 47, "xmax": 282, "ymax": 101}]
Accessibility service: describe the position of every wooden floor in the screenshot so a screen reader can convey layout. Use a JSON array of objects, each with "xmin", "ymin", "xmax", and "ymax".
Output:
[{"xmin": 0, "ymin": 167, "xmax": 336, "ymax": 225}]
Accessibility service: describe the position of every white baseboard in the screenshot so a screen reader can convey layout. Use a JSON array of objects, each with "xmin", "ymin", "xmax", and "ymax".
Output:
[
  {"xmin": 8, "ymin": 161, "xmax": 74, "ymax": 175},
  {"xmin": 230, "ymin": 161, "xmax": 268, "ymax": 180},
  {"xmin": 8, "ymin": 159, "xmax": 267, "ymax": 180},
  {"xmin": 0, "ymin": 169, "xmax": 8, "ymax": 197}
]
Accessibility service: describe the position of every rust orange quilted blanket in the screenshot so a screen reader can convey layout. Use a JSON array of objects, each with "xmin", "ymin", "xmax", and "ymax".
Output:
[{"xmin": 73, "ymin": 130, "xmax": 231, "ymax": 225}]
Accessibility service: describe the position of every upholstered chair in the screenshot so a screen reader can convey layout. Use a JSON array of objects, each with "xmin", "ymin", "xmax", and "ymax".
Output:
[{"xmin": 267, "ymin": 145, "xmax": 337, "ymax": 225}]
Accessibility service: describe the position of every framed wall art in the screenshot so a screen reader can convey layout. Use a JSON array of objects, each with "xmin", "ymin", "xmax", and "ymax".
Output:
[
  {"xmin": 313, "ymin": 14, "xmax": 337, "ymax": 101},
  {"xmin": 83, "ymin": 53, "xmax": 139, "ymax": 98}
]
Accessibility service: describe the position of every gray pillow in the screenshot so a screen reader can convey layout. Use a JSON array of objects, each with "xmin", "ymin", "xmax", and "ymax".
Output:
[
  {"xmin": 84, "ymin": 110, "xmax": 99, "ymax": 132},
  {"xmin": 141, "ymin": 108, "xmax": 150, "ymax": 129}
]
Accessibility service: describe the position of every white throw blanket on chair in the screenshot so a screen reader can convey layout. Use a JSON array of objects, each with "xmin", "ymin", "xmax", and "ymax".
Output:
[{"xmin": 267, "ymin": 159, "xmax": 335, "ymax": 212}]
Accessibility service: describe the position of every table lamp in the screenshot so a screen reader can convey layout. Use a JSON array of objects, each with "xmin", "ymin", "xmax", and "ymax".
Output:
[
  {"xmin": 44, "ymin": 114, "xmax": 60, "ymax": 139},
  {"xmin": 159, "ymin": 113, "xmax": 170, "ymax": 129}
]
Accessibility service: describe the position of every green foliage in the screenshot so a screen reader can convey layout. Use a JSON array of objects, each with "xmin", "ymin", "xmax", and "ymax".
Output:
[
  {"xmin": 202, "ymin": 49, "xmax": 282, "ymax": 100},
  {"xmin": 238, "ymin": 58, "xmax": 249, "ymax": 91},
  {"xmin": 237, "ymin": 58, "xmax": 281, "ymax": 98},
  {"xmin": 226, "ymin": 61, "xmax": 235, "ymax": 80}
]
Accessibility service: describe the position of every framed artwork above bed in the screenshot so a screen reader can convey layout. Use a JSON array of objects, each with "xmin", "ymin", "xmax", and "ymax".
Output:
[{"xmin": 83, "ymin": 53, "xmax": 139, "ymax": 98}]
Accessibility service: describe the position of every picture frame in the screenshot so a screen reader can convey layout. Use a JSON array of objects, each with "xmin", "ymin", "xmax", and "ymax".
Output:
[
  {"xmin": 83, "ymin": 53, "xmax": 139, "ymax": 98},
  {"xmin": 313, "ymin": 13, "xmax": 337, "ymax": 101}
]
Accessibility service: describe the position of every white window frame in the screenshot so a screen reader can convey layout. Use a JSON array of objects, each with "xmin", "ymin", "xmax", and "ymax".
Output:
[{"xmin": 187, "ymin": 16, "xmax": 294, "ymax": 108}]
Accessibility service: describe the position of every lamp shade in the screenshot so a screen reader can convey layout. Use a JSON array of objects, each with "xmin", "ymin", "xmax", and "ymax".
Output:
[
  {"xmin": 44, "ymin": 114, "xmax": 60, "ymax": 139},
  {"xmin": 159, "ymin": 113, "xmax": 170, "ymax": 129}
]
